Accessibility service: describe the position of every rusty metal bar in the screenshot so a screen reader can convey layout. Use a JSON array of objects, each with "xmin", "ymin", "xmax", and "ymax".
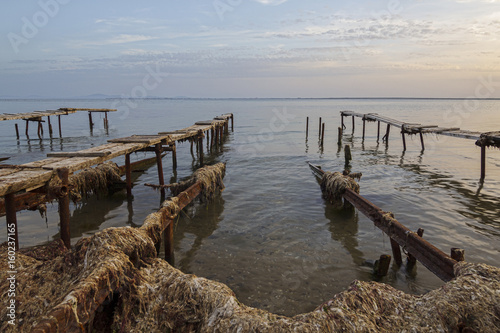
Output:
[
  {"xmin": 342, "ymin": 188, "xmax": 456, "ymax": 281},
  {"xmin": 308, "ymin": 163, "xmax": 457, "ymax": 281},
  {"xmin": 5, "ymin": 193, "xmax": 19, "ymax": 251},
  {"xmin": 57, "ymin": 168, "xmax": 71, "ymax": 249}
]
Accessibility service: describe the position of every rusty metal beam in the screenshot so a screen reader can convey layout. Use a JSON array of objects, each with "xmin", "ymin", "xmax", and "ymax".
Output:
[
  {"xmin": 309, "ymin": 163, "xmax": 457, "ymax": 281},
  {"xmin": 342, "ymin": 188, "xmax": 456, "ymax": 281}
]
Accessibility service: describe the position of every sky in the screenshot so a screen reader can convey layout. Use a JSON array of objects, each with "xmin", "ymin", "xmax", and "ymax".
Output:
[{"xmin": 0, "ymin": 0, "xmax": 499, "ymax": 98}]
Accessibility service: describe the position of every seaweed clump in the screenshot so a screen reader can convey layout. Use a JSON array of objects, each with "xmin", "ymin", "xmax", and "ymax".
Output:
[
  {"xmin": 169, "ymin": 162, "xmax": 226, "ymax": 201},
  {"xmin": 320, "ymin": 171, "xmax": 360, "ymax": 207}
]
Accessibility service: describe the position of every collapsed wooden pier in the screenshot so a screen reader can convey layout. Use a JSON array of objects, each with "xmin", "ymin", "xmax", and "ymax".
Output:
[
  {"xmin": 0, "ymin": 108, "xmax": 117, "ymax": 138},
  {"xmin": 340, "ymin": 111, "xmax": 500, "ymax": 180},
  {"xmin": 0, "ymin": 113, "xmax": 234, "ymax": 250}
]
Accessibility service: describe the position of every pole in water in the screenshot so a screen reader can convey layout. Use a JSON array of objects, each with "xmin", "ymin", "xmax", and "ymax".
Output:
[
  {"xmin": 374, "ymin": 254, "xmax": 392, "ymax": 276},
  {"xmin": 391, "ymin": 238, "xmax": 403, "ymax": 266},
  {"xmin": 58, "ymin": 115, "xmax": 62, "ymax": 137},
  {"xmin": 321, "ymin": 123, "xmax": 325, "ymax": 147},
  {"xmin": 319, "ymin": 117, "xmax": 322, "ymax": 137},
  {"xmin": 377, "ymin": 121, "xmax": 380, "ymax": 142},
  {"xmin": 5, "ymin": 193, "xmax": 19, "ymax": 251},
  {"xmin": 306, "ymin": 117, "xmax": 309, "ymax": 139},
  {"xmin": 57, "ymin": 168, "xmax": 71, "ymax": 249},
  {"xmin": 15, "ymin": 123, "xmax": 20, "ymax": 139},
  {"xmin": 338, "ymin": 127, "xmax": 342, "ymax": 146},
  {"xmin": 480, "ymin": 144, "xmax": 486, "ymax": 181},
  {"xmin": 401, "ymin": 131, "xmax": 407, "ymax": 151},
  {"xmin": 352, "ymin": 116, "xmax": 355, "ymax": 132},
  {"xmin": 362, "ymin": 118, "xmax": 366, "ymax": 140},
  {"xmin": 48, "ymin": 116, "xmax": 53, "ymax": 137},
  {"xmin": 419, "ymin": 131, "xmax": 425, "ymax": 151},
  {"xmin": 344, "ymin": 145, "xmax": 352, "ymax": 167}
]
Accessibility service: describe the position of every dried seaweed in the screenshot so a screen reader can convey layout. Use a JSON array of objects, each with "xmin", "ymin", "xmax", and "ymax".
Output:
[
  {"xmin": 320, "ymin": 171, "xmax": 360, "ymax": 207},
  {"xmin": 170, "ymin": 162, "xmax": 226, "ymax": 201}
]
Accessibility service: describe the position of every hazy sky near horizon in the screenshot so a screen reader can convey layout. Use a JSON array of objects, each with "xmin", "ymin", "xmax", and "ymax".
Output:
[{"xmin": 1, "ymin": 0, "xmax": 499, "ymax": 98}]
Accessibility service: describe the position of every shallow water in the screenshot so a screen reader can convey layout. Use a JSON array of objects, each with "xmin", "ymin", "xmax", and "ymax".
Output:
[{"xmin": 1, "ymin": 98, "xmax": 499, "ymax": 316}]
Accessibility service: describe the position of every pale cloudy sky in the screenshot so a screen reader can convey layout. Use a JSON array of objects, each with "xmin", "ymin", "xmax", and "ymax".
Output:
[{"xmin": 1, "ymin": 0, "xmax": 499, "ymax": 98}]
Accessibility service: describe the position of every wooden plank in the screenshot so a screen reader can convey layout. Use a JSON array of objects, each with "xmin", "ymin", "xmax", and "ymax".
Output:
[
  {"xmin": 47, "ymin": 152, "xmax": 112, "ymax": 158},
  {"xmin": 0, "ymin": 169, "xmax": 54, "ymax": 197},
  {"xmin": 195, "ymin": 120, "xmax": 216, "ymax": 125}
]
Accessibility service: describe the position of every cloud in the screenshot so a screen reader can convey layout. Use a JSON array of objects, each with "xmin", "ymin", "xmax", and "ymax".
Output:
[
  {"xmin": 252, "ymin": 0, "xmax": 288, "ymax": 5},
  {"xmin": 108, "ymin": 34, "xmax": 157, "ymax": 44}
]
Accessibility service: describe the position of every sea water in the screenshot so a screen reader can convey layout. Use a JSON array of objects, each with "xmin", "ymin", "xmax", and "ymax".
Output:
[{"xmin": 0, "ymin": 98, "xmax": 499, "ymax": 316}]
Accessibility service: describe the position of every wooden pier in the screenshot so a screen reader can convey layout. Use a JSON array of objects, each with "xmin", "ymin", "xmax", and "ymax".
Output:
[
  {"xmin": 0, "ymin": 107, "xmax": 117, "ymax": 138},
  {"xmin": 340, "ymin": 111, "xmax": 500, "ymax": 180},
  {"xmin": 0, "ymin": 113, "xmax": 234, "ymax": 250}
]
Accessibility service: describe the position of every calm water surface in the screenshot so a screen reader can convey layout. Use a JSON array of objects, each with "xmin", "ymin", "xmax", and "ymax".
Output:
[{"xmin": 1, "ymin": 98, "xmax": 499, "ymax": 316}]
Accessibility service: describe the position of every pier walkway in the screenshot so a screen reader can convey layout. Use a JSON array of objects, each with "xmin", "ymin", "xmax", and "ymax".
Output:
[
  {"xmin": 340, "ymin": 111, "xmax": 500, "ymax": 180},
  {"xmin": 1, "ymin": 113, "xmax": 234, "ymax": 250}
]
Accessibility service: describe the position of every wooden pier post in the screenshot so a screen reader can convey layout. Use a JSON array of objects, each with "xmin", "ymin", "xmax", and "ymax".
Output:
[
  {"xmin": 401, "ymin": 131, "xmax": 407, "ymax": 151},
  {"xmin": 375, "ymin": 254, "xmax": 391, "ymax": 276},
  {"xmin": 338, "ymin": 127, "xmax": 342, "ymax": 146},
  {"xmin": 5, "ymin": 193, "xmax": 19, "ymax": 251},
  {"xmin": 37, "ymin": 120, "xmax": 43, "ymax": 139},
  {"xmin": 306, "ymin": 117, "xmax": 309, "ymax": 139},
  {"xmin": 171, "ymin": 143, "xmax": 177, "ymax": 170},
  {"xmin": 231, "ymin": 114, "xmax": 234, "ymax": 132},
  {"xmin": 57, "ymin": 168, "xmax": 71, "ymax": 249},
  {"xmin": 480, "ymin": 144, "xmax": 486, "ymax": 181},
  {"xmin": 210, "ymin": 128, "xmax": 215, "ymax": 148},
  {"xmin": 48, "ymin": 116, "xmax": 53, "ymax": 137},
  {"xmin": 319, "ymin": 117, "xmax": 322, "ymax": 137},
  {"xmin": 321, "ymin": 123, "xmax": 325, "ymax": 147},
  {"xmin": 344, "ymin": 145, "xmax": 352, "ymax": 166},
  {"xmin": 15, "ymin": 123, "xmax": 20, "ymax": 139},
  {"xmin": 155, "ymin": 144, "xmax": 165, "ymax": 197},
  {"xmin": 390, "ymin": 238, "xmax": 403, "ymax": 266},
  {"xmin": 383, "ymin": 124, "xmax": 391, "ymax": 142},
  {"xmin": 58, "ymin": 115, "xmax": 62, "ymax": 137},
  {"xmin": 451, "ymin": 248, "xmax": 465, "ymax": 262},
  {"xmin": 198, "ymin": 130, "xmax": 204, "ymax": 166},
  {"xmin": 219, "ymin": 124, "xmax": 223, "ymax": 143},
  {"xmin": 341, "ymin": 115, "xmax": 344, "ymax": 129},
  {"xmin": 125, "ymin": 153, "xmax": 132, "ymax": 198},
  {"xmin": 352, "ymin": 116, "xmax": 355, "ymax": 132},
  {"xmin": 419, "ymin": 132, "xmax": 425, "ymax": 151},
  {"xmin": 377, "ymin": 121, "xmax": 380, "ymax": 142},
  {"xmin": 104, "ymin": 111, "xmax": 109, "ymax": 129},
  {"xmin": 88, "ymin": 112, "xmax": 94, "ymax": 130},
  {"xmin": 362, "ymin": 118, "xmax": 366, "ymax": 140},
  {"xmin": 25, "ymin": 119, "xmax": 29, "ymax": 136}
]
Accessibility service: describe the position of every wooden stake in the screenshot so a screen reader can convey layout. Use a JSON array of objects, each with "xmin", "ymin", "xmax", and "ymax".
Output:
[
  {"xmin": 338, "ymin": 127, "xmax": 342, "ymax": 146},
  {"xmin": 171, "ymin": 144, "xmax": 177, "ymax": 170},
  {"xmin": 375, "ymin": 254, "xmax": 392, "ymax": 276},
  {"xmin": 362, "ymin": 119, "xmax": 366, "ymax": 140},
  {"xmin": 164, "ymin": 220, "xmax": 174, "ymax": 264},
  {"xmin": 391, "ymin": 238, "xmax": 403, "ymax": 266},
  {"xmin": 306, "ymin": 117, "xmax": 309, "ymax": 138},
  {"xmin": 352, "ymin": 116, "xmax": 355, "ymax": 131},
  {"xmin": 15, "ymin": 123, "xmax": 20, "ymax": 139},
  {"xmin": 451, "ymin": 248, "xmax": 465, "ymax": 262},
  {"xmin": 344, "ymin": 145, "xmax": 352, "ymax": 166},
  {"xmin": 48, "ymin": 116, "xmax": 53, "ymax": 137},
  {"xmin": 319, "ymin": 117, "xmax": 322, "ymax": 137},
  {"xmin": 377, "ymin": 121, "xmax": 380, "ymax": 142},
  {"xmin": 419, "ymin": 131, "xmax": 425, "ymax": 151},
  {"xmin": 407, "ymin": 228, "xmax": 424, "ymax": 267},
  {"xmin": 58, "ymin": 115, "xmax": 62, "ymax": 137},
  {"xmin": 402, "ymin": 131, "xmax": 407, "ymax": 151},
  {"xmin": 155, "ymin": 144, "xmax": 165, "ymax": 197}
]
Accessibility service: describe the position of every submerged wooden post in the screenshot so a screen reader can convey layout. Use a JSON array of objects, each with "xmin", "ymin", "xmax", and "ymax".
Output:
[
  {"xmin": 319, "ymin": 117, "xmax": 322, "ymax": 137},
  {"xmin": 37, "ymin": 121, "xmax": 43, "ymax": 139},
  {"xmin": 15, "ymin": 123, "xmax": 20, "ymax": 139},
  {"xmin": 383, "ymin": 124, "xmax": 391, "ymax": 142},
  {"xmin": 375, "ymin": 254, "xmax": 391, "ymax": 276},
  {"xmin": 352, "ymin": 116, "xmax": 355, "ymax": 132},
  {"xmin": 231, "ymin": 114, "xmax": 234, "ymax": 132},
  {"xmin": 5, "ymin": 193, "xmax": 19, "ymax": 251},
  {"xmin": 451, "ymin": 248, "xmax": 465, "ymax": 262},
  {"xmin": 341, "ymin": 115, "xmax": 344, "ymax": 129},
  {"xmin": 480, "ymin": 144, "xmax": 486, "ymax": 181},
  {"xmin": 210, "ymin": 127, "xmax": 215, "ymax": 148},
  {"xmin": 104, "ymin": 111, "xmax": 109, "ymax": 129},
  {"xmin": 125, "ymin": 153, "xmax": 132, "ymax": 198},
  {"xmin": 57, "ymin": 168, "xmax": 71, "ymax": 249},
  {"xmin": 219, "ymin": 124, "xmax": 223, "ymax": 143},
  {"xmin": 344, "ymin": 145, "xmax": 352, "ymax": 166},
  {"xmin": 338, "ymin": 127, "xmax": 342, "ymax": 146},
  {"xmin": 391, "ymin": 238, "xmax": 403, "ymax": 266},
  {"xmin": 401, "ymin": 131, "xmax": 407, "ymax": 151},
  {"xmin": 419, "ymin": 132, "xmax": 425, "ymax": 151},
  {"xmin": 25, "ymin": 119, "xmax": 29, "ymax": 136},
  {"xmin": 88, "ymin": 112, "xmax": 93, "ymax": 130}
]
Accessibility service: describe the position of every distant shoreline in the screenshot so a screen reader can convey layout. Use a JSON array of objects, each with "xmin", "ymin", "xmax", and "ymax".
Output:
[{"xmin": 1, "ymin": 97, "xmax": 500, "ymax": 101}]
